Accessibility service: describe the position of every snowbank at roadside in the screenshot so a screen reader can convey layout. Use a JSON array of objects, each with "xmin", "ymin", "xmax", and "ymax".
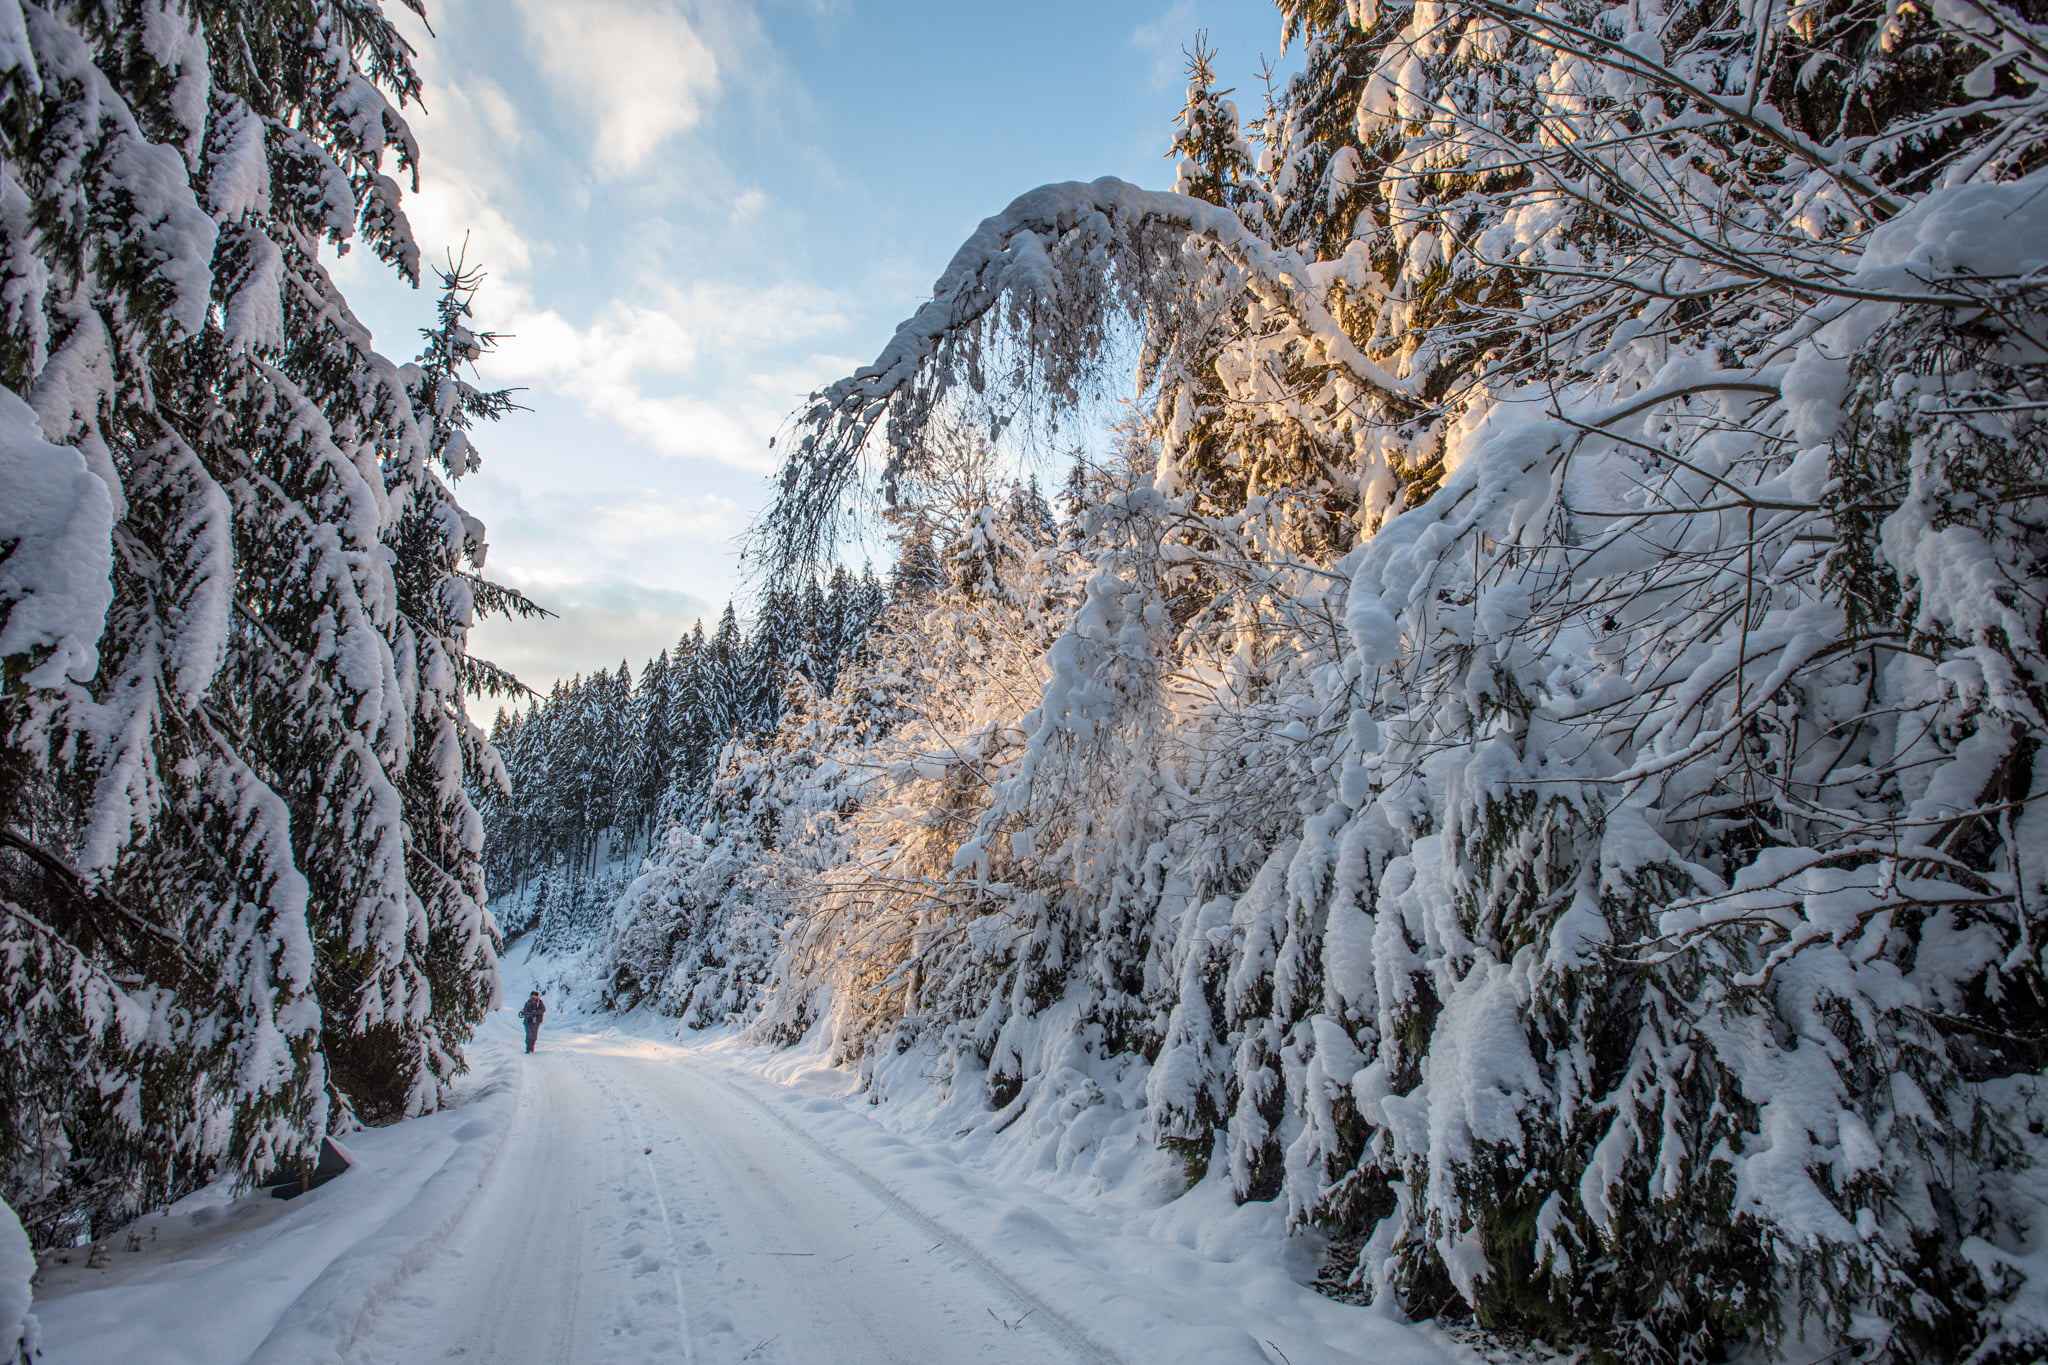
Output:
[
  {"xmin": 0, "ymin": 1198, "xmax": 36, "ymax": 1364},
  {"xmin": 32, "ymin": 1023, "xmax": 524, "ymax": 1365}
]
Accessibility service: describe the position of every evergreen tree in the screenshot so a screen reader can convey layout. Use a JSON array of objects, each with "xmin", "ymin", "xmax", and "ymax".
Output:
[
  {"xmin": 1057, "ymin": 455, "xmax": 1092, "ymax": 521},
  {"xmin": 0, "ymin": 0, "xmax": 523, "ymax": 1239},
  {"xmin": 886, "ymin": 522, "xmax": 944, "ymax": 604},
  {"xmin": 704, "ymin": 604, "xmax": 745, "ymax": 741},
  {"xmin": 744, "ymin": 590, "xmax": 799, "ymax": 736},
  {"xmin": 626, "ymin": 649, "xmax": 675, "ymax": 841},
  {"xmin": 1006, "ymin": 474, "xmax": 1056, "ymax": 546},
  {"xmin": 339, "ymin": 257, "xmax": 532, "ymax": 1123},
  {"xmin": 1169, "ymin": 33, "xmax": 1265, "ymax": 225},
  {"xmin": 593, "ymin": 661, "xmax": 633, "ymax": 854},
  {"xmin": 820, "ymin": 567, "xmax": 855, "ymax": 683},
  {"xmin": 665, "ymin": 621, "xmax": 715, "ymax": 825},
  {"xmin": 797, "ymin": 576, "xmax": 830, "ymax": 691}
]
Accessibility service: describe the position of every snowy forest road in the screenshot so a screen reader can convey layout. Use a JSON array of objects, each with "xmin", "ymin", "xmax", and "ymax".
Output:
[
  {"xmin": 338, "ymin": 1025, "xmax": 1115, "ymax": 1365},
  {"xmin": 36, "ymin": 1004, "xmax": 1452, "ymax": 1365}
]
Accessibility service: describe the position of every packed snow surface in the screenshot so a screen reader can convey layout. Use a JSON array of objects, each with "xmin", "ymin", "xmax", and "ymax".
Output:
[{"xmin": 33, "ymin": 957, "xmax": 1465, "ymax": 1365}]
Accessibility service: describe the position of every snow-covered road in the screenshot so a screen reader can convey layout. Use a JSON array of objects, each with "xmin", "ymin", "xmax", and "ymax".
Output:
[
  {"xmin": 342, "ymin": 1027, "xmax": 1103, "ymax": 1365},
  {"xmin": 37, "ymin": 999, "xmax": 1459, "ymax": 1365}
]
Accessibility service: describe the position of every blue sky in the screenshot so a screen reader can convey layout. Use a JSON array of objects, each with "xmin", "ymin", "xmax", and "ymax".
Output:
[{"xmin": 338, "ymin": 0, "xmax": 1296, "ymax": 694}]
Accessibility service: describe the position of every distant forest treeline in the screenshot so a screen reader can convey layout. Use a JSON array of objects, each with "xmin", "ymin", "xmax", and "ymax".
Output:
[{"xmin": 480, "ymin": 567, "xmax": 889, "ymax": 937}]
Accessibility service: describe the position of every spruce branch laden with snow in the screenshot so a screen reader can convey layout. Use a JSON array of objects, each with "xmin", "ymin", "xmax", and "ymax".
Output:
[{"xmin": 0, "ymin": 0, "xmax": 527, "ymax": 1243}]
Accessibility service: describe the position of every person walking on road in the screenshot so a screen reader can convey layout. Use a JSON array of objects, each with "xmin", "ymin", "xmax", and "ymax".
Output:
[{"xmin": 520, "ymin": 989, "xmax": 546, "ymax": 1053}]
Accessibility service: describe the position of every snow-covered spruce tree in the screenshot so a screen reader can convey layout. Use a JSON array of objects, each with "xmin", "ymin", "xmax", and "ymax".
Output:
[
  {"xmin": 353, "ymin": 258, "xmax": 533, "ymax": 1121},
  {"xmin": 743, "ymin": 589, "xmax": 800, "ymax": 736},
  {"xmin": 661, "ymin": 620, "xmax": 717, "ymax": 825},
  {"xmin": 624, "ymin": 648, "xmax": 675, "ymax": 843},
  {"xmin": 0, "ymin": 0, "xmax": 317, "ymax": 1244},
  {"xmin": 483, "ymin": 683, "xmax": 555, "ymax": 917},
  {"xmin": 740, "ymin": 0, "xmax": 2048, "ymax": 1358},
  {"xmin": 703, "ymin": 603, "xmax": 746, "ymax": 741},
  {"xmin": 0, "ymin": 0, "xmax": 519, "ymax": 1235}
]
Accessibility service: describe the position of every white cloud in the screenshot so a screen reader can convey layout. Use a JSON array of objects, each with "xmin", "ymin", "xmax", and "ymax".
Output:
[
  {"xmin": 348, "ymin": 2, "xmax": 854, "ymax": 474},
  {"xmin": 469, "ymin": 575, "xmax": 717, "ymax": 697},
  {"xmin": 459, "ymin": 482, "xmax": 742, "ymax": 692},
  {"xmin": 401, "ymin": 83, "xmax": 535, "ymax": 281},
  {"xmin": 466, "ymin": 477, "xmax": 749, "ymax": 588},
  {"xmin": 512, "ymin": 0, "xmax": 720, "ymax": 176},
  {"xmin": 489, "ymin": 281, "xmax": 853, "ymax": 471},
  {"xmin": 586, "ymin": 490, "xmax": 745, "ymax": 548}
]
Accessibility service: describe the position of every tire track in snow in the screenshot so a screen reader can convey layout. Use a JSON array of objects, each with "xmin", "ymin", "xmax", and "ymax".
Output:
[
  {"xmin": 579, "ymin": 1059, "xmax": 697, "ymax": 1365},
  {"xmin": 670, "ymin": 1055, "xmax": 1126, "ymax": 1365},
  {"xmin": 331, "ymin": 1045, "xmax": 587, "ymax": 1365},
  {"xmin": 341, "ymin": 1029, "xmax": 1088, "ymax": 1365},
  {"xmin": 459, "ymin": 1053, "xmax": 585, "ymax": 1363}
]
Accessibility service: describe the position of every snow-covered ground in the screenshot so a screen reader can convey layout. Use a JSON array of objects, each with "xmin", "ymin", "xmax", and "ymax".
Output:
[{"xmin": 33, "ymin": 949, "xmax": 1472, "ymax": 1365}]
